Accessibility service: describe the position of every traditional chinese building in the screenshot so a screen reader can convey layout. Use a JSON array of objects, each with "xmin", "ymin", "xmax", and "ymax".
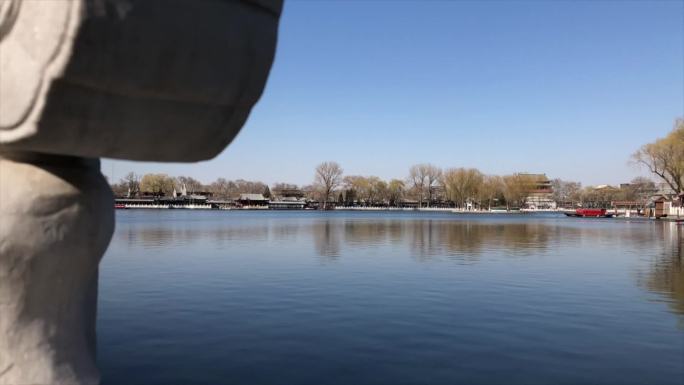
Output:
[
  {"xmin": 521, "ymin": 173, "xmax": 556, "ymax": 209},
  {"xmin": 237, "ymin": 193, "xmax": 269, "ymax": 207}
]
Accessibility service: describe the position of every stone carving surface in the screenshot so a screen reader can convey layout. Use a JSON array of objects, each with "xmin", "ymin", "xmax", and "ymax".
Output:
[
  {"xmin": 0, "ymin": 0, "xmax": 282, "ymax": 161},
  {"xmin": 0, "ymin": 1, "xmax": 282, "ymax": 384},
  {"xmin": 0, "ymin": 154, "xmax": 114, "ymax": 385},
  {"xmin": 0, "ymin": 0, "xmax": 79, "ymax": 134}
]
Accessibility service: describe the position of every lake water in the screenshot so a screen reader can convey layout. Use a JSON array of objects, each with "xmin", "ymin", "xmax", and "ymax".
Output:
[{"xmin": 98, "ymin": 211, "xmax": 684, "ymax": 385}]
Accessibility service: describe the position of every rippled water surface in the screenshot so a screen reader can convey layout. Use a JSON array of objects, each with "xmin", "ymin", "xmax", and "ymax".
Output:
[{"xmin": 98, "ymin": 211, "xmax": 684, "ymax": 385}]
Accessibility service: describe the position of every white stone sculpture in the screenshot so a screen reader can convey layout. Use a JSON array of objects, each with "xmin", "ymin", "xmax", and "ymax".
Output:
[{"xmin": 0, "ymin": 0, "xmax": 282, "ymax": 384}]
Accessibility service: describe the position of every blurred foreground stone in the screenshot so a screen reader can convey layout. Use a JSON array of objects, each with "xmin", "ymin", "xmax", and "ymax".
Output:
[
  {"xmin": 0, "ymin": 154, "xmax": 113, "ymax": 385},
  {"xmin": 0, "ymin": 0, "xmax": 281, "ymax": 383}
]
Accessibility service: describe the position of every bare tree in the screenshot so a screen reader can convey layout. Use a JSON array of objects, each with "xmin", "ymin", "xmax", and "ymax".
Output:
[
  {"xmin": 551, "ymin": 179, "xmax": 582, "ymax": 207},
  {"xmin": 234, "ymin": 179, "xmax": 267, "ymax": 195},
  {"xmin": 578, "ymin": 185, "xmax": 621, "ymax": 206},
  {"xmin": 479, "ymin": 175, "xmax": 504, "ymax": 210},
  {"xmin": 619, "ymin": 177, "xmax": 655, "ymax": 204},
  {"xmin": 343, "ymin": 175, "xmax": 368, "ymax": 204},
  {"xmin": 301, "ymin": 184, "xmax": 318, "ymax": 202},
  {"xmin": 314, "ymin": 161, "xmax": 344, "ymax": 210},
  {"xmin": 371, "ymin": 177, "xmax": 388, "ymax": 205},
  {"xmin": 443, "ymin": 168, "xmax": 483, "ymax": 209},
  {"xmin": 109, "ymin": 181, "xmax": 128, "ymax": 197},
  {"xmin": 176, "ymin": 176, "xmax": 203, "ymax": 194},
  {"xmin": 502, "ymin": 174, "xmax": 536, "ymax": 210},
  {"xmin": 387, "ymin": 179, "xmax": 405, "ymax": 206},
  {"xmin": 344, "ymin": 176, "xmax": 387, "ymax": 205},
  {"xmin": 408, "ymin": 166, "xmax": 425, "ymax": 207},
  {"xmin": 208, "ymin": 178, "xmax": 237, "ymax": 200},
  {"xmin": 122, "ymin": 172, "xmax": 141, "ymax": 197},
  {"xmin": 424, "ymin": 165, "xmax": 442, "ymax": 207},
  {"xmin": 408, "ymin": 163, "xmax": 442, "ymax": 207},
  {"xmin": 632, "ymin": 118, "xmax": 684, "ymax": 194}
]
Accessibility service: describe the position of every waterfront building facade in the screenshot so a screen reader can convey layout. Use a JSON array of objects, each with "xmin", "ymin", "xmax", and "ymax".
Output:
[
  {"xmin": 269, "ymin": 200, "xmax": 307, "ymax": 210},
  {"xmin": 237, "ymin": 193, "xmax": 269, "ymax": 207}
]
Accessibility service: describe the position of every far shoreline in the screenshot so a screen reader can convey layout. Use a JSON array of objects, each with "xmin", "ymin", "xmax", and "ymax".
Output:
[{"xmin": 113, "ymin": 207, "xmax": 678, "ymax": 221}]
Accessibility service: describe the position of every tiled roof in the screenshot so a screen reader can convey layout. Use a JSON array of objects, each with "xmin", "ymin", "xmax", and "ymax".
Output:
[{"xmin": 239, "ymin": 193, "xmax": 267, "ymax": 201}]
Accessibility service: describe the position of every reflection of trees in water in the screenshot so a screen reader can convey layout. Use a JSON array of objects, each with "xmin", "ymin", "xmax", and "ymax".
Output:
[
  {"xmin": 117, "ymin": 225, "xmax": 270, "ymax": 249},
  {"xmin": 343, "ymin": 220, "xmax": 397, "ymax": 247},
  {"xmin": 117, "ymin": 218, "xmax": 681, "ymax": 317},
  {"xmin": 312, "ymin": 221, "xmax": 341, "ymax": 260},
  {"xmin": 309, "ymin": 220, "xmax": 573, "ymax": 261},
  {"xmin": 270, "ymin": 223, "xmax": 300, "ymax": 242},
  {"xmin": 408, "ymin": 221, "xmax": 562, "ymax": 261},
  {"xmin": 638, "ymin": 223, "xmax": 684, "ymax": 316},
  {"xmin": 409, "ymin": 220, "xmax": 442, "ymax": 261},
  {"xmin": 308, "ymin": 219, "xmax": 673, "ymax": 262}
]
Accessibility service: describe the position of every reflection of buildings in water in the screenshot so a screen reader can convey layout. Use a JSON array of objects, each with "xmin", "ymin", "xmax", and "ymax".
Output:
[
  {"xmin": 313, "ymin": 220, "xmax": 403, "ymax": 260},
  {"xmin": 638, "ymin": 223, "xmax": 684, "ymax": 316}
]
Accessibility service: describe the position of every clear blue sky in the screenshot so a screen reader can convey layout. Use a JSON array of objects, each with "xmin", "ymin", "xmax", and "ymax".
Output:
[{"xmin": 103, "ymin": 0, "xmax": 684, "ymax": 187}]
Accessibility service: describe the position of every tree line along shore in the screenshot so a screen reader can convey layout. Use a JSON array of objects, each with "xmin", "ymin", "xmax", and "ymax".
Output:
[{"xmin": 110, "ymin": 119, "xmax": 683, "ymax": 211}]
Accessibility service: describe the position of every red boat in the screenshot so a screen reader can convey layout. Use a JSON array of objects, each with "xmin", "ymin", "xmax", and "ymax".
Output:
[
  {"xmin": 114, "ymin": 203, "xmax": 127, "ymax": 209},
  {"xmin": 564, "ymin": 208, "xmax": 616, "ymax": 218}
]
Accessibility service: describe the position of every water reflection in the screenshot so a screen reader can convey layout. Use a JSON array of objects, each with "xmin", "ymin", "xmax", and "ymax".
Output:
[
  {"xmin": 328, "ymin": 219, "xmax": 683, "ymax": 317},
  {"xmin": 118, "ymin": 224, "xmax": 271, "ymax": 249},
  {"xmin": 117, "ymin": 216, "xmax": 675, "ymax": 261},
  {"xmin": 113, "ymin": 213, "xmax": 684, "ymax": 317},
  {"xmin": 638, "ymin": 223, "xmax": 684, "ymax": 316},
  {"xmin": 408, "ymin": 221, "xmax": 562, "ymax": 261},
  {"xmin": 102, "ymin": 212, "xmax": 684, "ymax": 385},
  {"xmin": 309, "ymin": 220, "xmax": 569, "ymax": 259},
  {"xmin": 307, "ymin": 219, "xmax": 655, "ymax": 260},
  {"xmin": 313, "ymin": 221, "xmax": 341, "ymax": 260}
]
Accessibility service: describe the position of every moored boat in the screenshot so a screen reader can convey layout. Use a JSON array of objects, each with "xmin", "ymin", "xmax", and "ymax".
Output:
[{"xmin": 564, "ymin": 208, "xmax": 616, "ymax": 218}]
